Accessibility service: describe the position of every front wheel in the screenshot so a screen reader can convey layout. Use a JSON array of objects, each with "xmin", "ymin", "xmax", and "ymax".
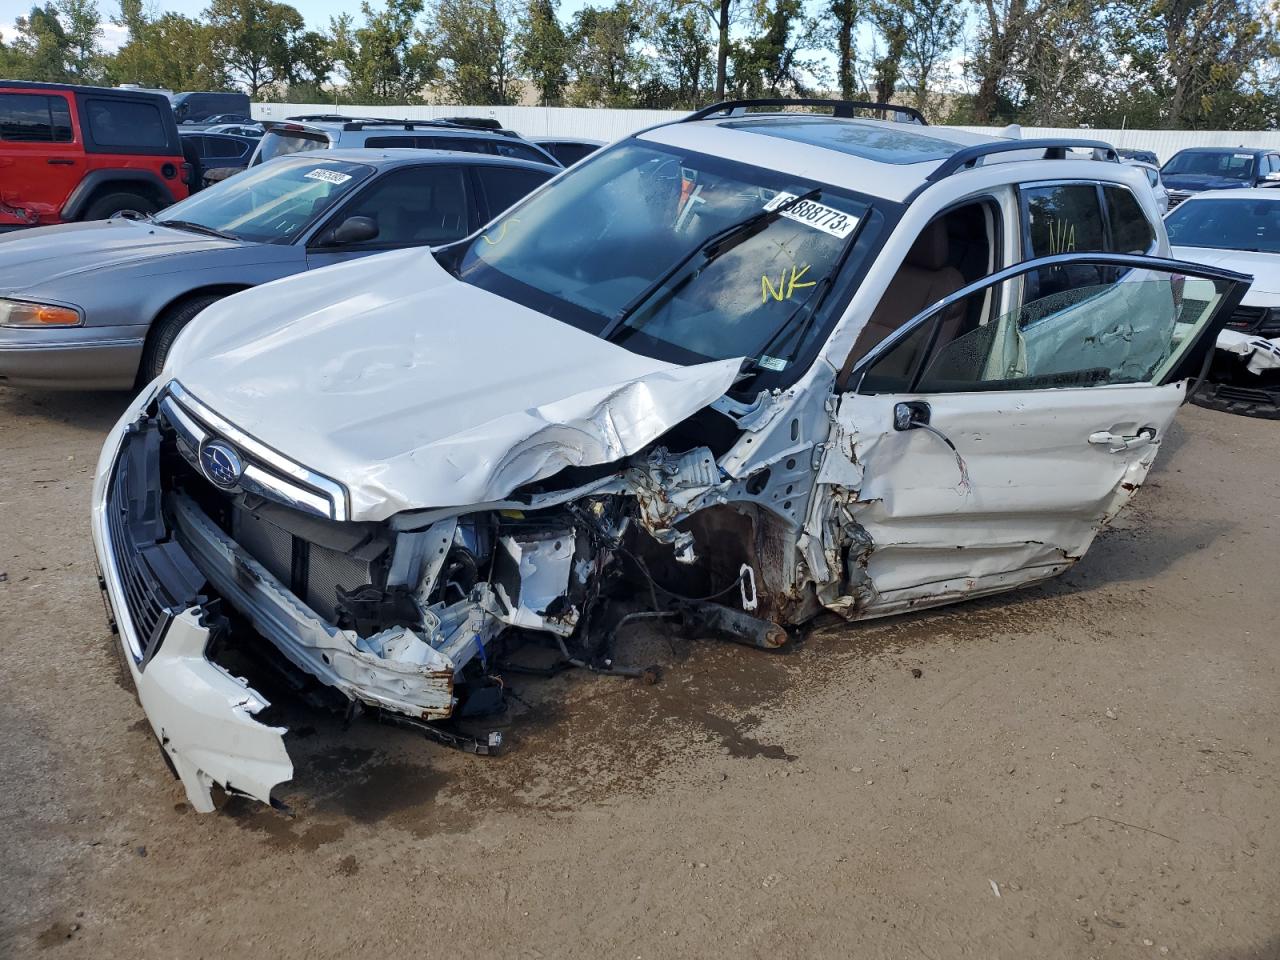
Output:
[
  {"xmin": 82, "ymin": 191, "xmax": 159, "ymax": 221},
  {"xmin": 138, "ymin": 295, "xmax": 222, "ymax": 386}
]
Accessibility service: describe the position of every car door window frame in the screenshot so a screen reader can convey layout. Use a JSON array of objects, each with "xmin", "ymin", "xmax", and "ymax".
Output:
[
  {"xmin": 306, "ymin": 163, "xmax": 474, "ymax": 251},
  {"xmin": 472, "ymin": 163, "xmax": 556, "ymax": 222},
  {"xmin": 0, "ymin": 92, "xmax": 74, "ymax": 143},
  {"xmin": 847, "ymin": 251, "xmax": 1251, "ymax": 395}
]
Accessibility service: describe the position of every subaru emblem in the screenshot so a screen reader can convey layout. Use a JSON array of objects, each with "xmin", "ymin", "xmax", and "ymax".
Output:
[{"xmin": 199, "ymin": 440, "xmax": 244, "ymax": 488}]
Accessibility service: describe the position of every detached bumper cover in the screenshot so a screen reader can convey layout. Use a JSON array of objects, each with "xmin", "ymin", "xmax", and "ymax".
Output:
[
  {"xmin": 132, "ymin": 609, "xmax": 292, "ymax": 812},
  {"xmin": 92, "ymin": 388, "xmax": 292, "ymax": 811}
]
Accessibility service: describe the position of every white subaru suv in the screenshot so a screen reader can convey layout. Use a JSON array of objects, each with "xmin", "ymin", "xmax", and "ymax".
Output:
[{"xmin": 91, "ymin": 99, "xmax": 1251, "ymax": 812}]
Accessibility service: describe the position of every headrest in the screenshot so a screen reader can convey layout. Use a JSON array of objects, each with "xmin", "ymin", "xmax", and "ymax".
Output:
[{"xmin": 905, "ymin": 219, "xmax": 951, "ymax": 271}]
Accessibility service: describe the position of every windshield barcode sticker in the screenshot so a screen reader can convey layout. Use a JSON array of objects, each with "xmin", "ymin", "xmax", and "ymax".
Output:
[
  {"xmin": 765, "ymin": 192, "xmax": 859, "ymax": 239},
  {"xmin": 305, "ymin": 168, "xmax": 352, "ymax": 184}
]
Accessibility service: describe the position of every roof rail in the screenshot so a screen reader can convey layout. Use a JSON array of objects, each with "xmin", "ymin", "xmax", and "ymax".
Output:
[
  {"xmin": 685, "ymin": 98, "xmax": 927, "ymax": 125},
  {"xmin": 927, "ymin": 138, "xmax": 1118, "ymax": 181}
]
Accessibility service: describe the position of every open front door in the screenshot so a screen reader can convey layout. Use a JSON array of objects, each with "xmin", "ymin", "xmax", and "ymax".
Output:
[{"xmin": 818, "ymin": 252, "xmax": 1250, "ymax": 619}]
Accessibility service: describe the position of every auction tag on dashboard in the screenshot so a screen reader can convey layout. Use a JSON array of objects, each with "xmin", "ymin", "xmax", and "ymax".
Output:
[
  {"xmin": 305, "ymin": 168, "xmax": 353, "ymax": 184},
  {"xmin": 764, "ymin": 192, "xmax": 860, "ymax": 239}
]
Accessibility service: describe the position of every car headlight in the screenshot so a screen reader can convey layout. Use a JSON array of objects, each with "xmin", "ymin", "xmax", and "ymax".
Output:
[{"xmin": 0, "ymin": 298, "xmax": 83, "ymax": 327}]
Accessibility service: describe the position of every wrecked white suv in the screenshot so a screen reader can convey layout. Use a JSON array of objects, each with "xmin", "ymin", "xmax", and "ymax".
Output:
[{"xmin": 92, "ymin": 100, "xmax": 1251, "ymax": 812}]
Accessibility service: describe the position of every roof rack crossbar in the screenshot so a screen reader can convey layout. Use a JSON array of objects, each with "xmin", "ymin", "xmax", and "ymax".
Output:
[
  {"xmin": 685, "ymin": 98, "xmax": 927, "ymax": 125},
  {"xmin": 927, "ymin": 138, "xmax": 1118, "ymax": 181}
]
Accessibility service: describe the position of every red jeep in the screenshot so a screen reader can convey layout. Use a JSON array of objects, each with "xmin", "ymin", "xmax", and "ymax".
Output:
[{"xmin": 0, "ymin": 81, "xmax": 191, "ymax": 229}]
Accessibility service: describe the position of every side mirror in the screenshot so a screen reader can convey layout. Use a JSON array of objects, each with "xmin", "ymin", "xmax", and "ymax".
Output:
[
  {"xmin": 328, "ymin": 216, "xmax": 379, "ymax": 245},
  {"xmin": 1263, "ymin": 171, "xmax": 1280, "ymax": 184}
]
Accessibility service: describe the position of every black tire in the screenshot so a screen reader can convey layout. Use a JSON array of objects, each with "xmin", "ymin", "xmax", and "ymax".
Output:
[
  {"xmin": 138, "ymin": 295, "xmax": 222, "ymax": 385},
  {"xmin": 82, "ymin": 191, "xmax": 159, "ymax": 221}
]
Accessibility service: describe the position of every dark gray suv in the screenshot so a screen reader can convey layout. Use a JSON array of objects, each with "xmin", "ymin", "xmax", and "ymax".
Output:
[{"xmin": 251, "ymin": 117, "xmax": 561, "ymax": 169}]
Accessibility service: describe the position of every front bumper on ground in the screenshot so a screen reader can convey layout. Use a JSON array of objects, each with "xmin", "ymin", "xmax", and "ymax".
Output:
[
  {"xmin": 0, "ymin": 324, "xmax": 145, "ymax": 390},
  {"xmin": 91, "ymin": 385, "xmax": 292, "ymax": 811}
]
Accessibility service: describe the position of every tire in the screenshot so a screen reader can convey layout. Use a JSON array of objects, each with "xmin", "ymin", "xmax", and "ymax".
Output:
[
  {"xmin": 82, "ymin": 191, "xmax": 159, "ymax": 222},
  {"xmin": 138, "ymin": 295, "xmax": 222, "ymax": 385}
]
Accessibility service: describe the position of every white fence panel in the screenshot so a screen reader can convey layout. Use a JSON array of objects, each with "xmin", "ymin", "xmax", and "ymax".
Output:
[{"xmin": 253, "ymin": 103, "xmax": 1280, "ymax": 157}]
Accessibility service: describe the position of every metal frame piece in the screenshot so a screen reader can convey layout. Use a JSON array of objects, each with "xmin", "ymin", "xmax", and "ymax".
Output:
[
  {"xmin": 684, "ymin": 98, "xmax": 928, "ymax": 125},
  {"xmin": 925, "ymin": 139, "xmax": 1119, "ymax": 183}
]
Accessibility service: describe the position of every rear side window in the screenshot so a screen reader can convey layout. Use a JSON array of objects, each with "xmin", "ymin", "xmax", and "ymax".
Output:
[
  {"xmin": 491, "ymin": 139, "xmax": 551, "ymax": 164},
  {"xmin": 1104, "ymin": 185, "xmax": 1156, "ymax": 253},
  {"xmin": 476, "ymin": 166, "xmax": 552, "ymax": 217},
  {"xmin": 0, "ymin": 93, "xmax": 72, "ymax": 142},
  {"xmin": 365, "ymin": 135, "xmax": 487, "ymax": 153},
  {"xmin": 84, "ymin": 98, "xmax": 166, "ymax": 148},
  {"xmin": 1023, "ymin": 184, "xmax": 1106, "ymax": 256},
  {"xmin": 207, "ymin": 137, "xmax": 245, "ymax": 159},
  {"xmin": 1022, "ymin": 182, "xmax": 1156, "ymax": 257},
  {"xmin": 547, "ymin": 142, "xmax": 595, "ymax": 165},
  {"xmin": 254, "ymin": 128, "xmax": 328, "ymax": 165}
]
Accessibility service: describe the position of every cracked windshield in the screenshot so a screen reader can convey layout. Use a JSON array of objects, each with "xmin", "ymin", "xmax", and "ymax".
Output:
[{"xmin": 458, "ymin": 141, "xmax": 870, "ymax": 370}]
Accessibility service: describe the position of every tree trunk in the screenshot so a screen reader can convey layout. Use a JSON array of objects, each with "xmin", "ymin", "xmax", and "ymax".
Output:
[
  {"xmin": 837, "ymin": 13, "xmax": 854, "ymax": 99},
  {"xmin": 715, "ymin": 0, "xmax": 730, "ymax": 100},
  {"xmin": 972, "ymin": 69, "xmax": 1000, "ymax": 121}
]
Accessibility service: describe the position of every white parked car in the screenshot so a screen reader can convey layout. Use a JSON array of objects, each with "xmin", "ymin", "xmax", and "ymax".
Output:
[
  {"xmin": 1166, "ymin": 187, "xmax": 1280, "ymax": 416},
  {"xmin": 91, "ymin": 100, "xmax": 1250, "ymax": 812},
  {"xmin": 1124, "ymin": 159, "xmax": 1169, "ymax": 215}
]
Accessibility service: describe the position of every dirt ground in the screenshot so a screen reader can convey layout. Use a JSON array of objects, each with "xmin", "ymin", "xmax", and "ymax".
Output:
[{"xmin": 0, "ymin": 385, "xmax": 1277, "ymax": 960}]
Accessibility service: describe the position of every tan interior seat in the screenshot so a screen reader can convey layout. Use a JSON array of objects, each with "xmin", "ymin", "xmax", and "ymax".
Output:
[{"xmin": 845, "ymin": 219, "xmax": 967, "ymax": 368}]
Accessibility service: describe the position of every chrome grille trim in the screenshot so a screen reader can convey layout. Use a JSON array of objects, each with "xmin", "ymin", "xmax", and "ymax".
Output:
[{"xmin": 163, "ymin": 381, "xmax": 350, "ymax": 522}]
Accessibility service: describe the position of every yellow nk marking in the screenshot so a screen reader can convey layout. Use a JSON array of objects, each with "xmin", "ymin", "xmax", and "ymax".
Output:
[{"xmin": 761, "ymin": 264, "xmax": 817, "ymax": 303}]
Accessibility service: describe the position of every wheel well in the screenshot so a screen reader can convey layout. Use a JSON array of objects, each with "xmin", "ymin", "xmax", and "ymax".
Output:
[
  {"xmin": 134, "ymin": 286, "xmax": 250, "ymax": 387},
  {"xmin": 85, "ymin": 178, "xmax": 170, "ymax": 211}
]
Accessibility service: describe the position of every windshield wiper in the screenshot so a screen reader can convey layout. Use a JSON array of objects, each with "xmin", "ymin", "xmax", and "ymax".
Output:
[
  {"xmin": 158, "ymin": 219, "xmax": 239, "ymax": 241},
  {"xmin": 739, "ymin": 274, "xmax": 835, "ymax": 380},
  {"xmin": 599, "ymin": 188, "xmax": 821, "ymax": 340}
]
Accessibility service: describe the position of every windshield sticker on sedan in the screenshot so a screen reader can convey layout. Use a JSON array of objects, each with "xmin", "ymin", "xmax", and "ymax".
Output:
[
  {"xmin": 764, "ymin": 192, "xmax": 859, "ymax": 239},
  {"xmin": 762, "ymin": 263, "xmax": 817, "ymax": 303},
  {"xmin": 304, "ymin": 168, "xmax": 352, "ymax": 184}
]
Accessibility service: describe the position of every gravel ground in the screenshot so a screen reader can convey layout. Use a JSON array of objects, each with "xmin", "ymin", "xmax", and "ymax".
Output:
[{"xmin": 1, "ymin": 386, "xmax": 1277, "ymax": 960}]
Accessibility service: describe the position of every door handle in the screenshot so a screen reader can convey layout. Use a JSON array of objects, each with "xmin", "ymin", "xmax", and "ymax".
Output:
[
  {"xmin": 1089, "ymin": 427, "xmax": 1157, "ymax": 452},
  {"xmin": 47, "ymin": 158, "xmax": 75, "ymax": 165}
]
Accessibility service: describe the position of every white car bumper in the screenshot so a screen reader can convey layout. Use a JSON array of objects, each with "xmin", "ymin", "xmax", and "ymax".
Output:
[{"xmin": 91, "ymin": 384, "xmax": 292, "ymax": 812}]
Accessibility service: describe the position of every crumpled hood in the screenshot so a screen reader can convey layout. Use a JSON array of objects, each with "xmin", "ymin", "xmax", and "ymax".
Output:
[
  {"xmin": 0, "ymin": 218, "xmax": 238, "ymax": 292},
  {"xmin": 1162, "ymin": 175, "xmax": 1251, "ymax": 193},
  {"xmin": 166, "ymin": 248, "xmax": 742, "ymax": 521},
  {"xmin": 1171, "ymin": 245, "xmax": 1280, "ymax": 298}
]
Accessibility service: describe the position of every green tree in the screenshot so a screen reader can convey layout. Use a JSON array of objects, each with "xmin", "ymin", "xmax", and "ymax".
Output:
[
  {"xmin": 728, "ymin": 0, "xmax": 820, "ymax": 98},
  {"xmin": 516, "ymin": 0, "xmax": 569, "ymax": 105},
  {"xmin": 567, "ymin": 1, "xmax": 641, "ymax": 106},
  {"xmin": 639, "ymin": 5, "xmax": 714, "ymax": 107},
  {"xmin": 204, "ymin": 0, "xmax": 309, "ymax": 96},
  {"xmin": 895, "ymin": 0, "xmax": 962, "ymax": 113},
  {"xmin": 7, "ymin": 5, "xmax": 73, "ymax": 81},
  {"xmin": 329, "ymin": 0, "xmax": 436, "ymax": 103},
  {"xmin": 867, "ymin": 0, "xmax": 908, "ymax": 103},
  {"xmin": 55, "ymin": 0, "xmax": 105, "ymax": 81},
  {"xmin": 824, "ymin": 0, "xmax": 859, "ymax": 100},
  {"xmin": 433, "ymin": 0, "xmax": 522, "ymax": 104},
  {"xmin": 1111, "ymin": 0, "xmax": 1279, "ymax": 128},
  {"xmin": 108, "ymin": 1, "xmax": 230, "ymax": 92}
]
